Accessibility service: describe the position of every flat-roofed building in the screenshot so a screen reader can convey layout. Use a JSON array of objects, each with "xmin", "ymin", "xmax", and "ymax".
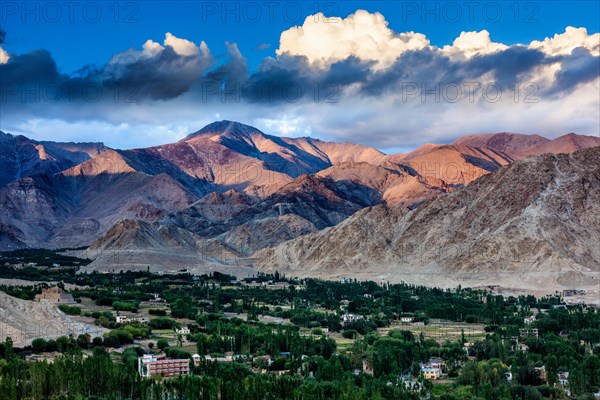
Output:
[
  {"xmin": 138, "ymin": 354, "xmax": 190, "ymax": 378},
  {"xmin": 35, "ymin": 287, "xmax": 75, "ymax": 304}
]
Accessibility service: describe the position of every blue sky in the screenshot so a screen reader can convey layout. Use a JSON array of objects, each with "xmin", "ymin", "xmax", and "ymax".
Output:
[
  {"xmin": 3, "ymin": 1, "xmax": 599, "ymax": 73},
  {"xmin": 0, "ymin": 1, "xmax": 599, "ymax": 151}
]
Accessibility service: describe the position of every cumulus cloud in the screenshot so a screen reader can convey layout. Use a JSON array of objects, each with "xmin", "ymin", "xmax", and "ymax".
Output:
[
  {"xmin": 442, "ymin": 30, "xmax": 508, "ymax": 58},
  {"xmin": 530, "ymin": 27, "xmax": 600, "ymax": 56},
  {"xmin": 164, "ymin": 32, "xmax": 206, "ymax": 56},
  {"xmin": 277, "ymin": 10, "xmax": 430, "ymax": 69}
]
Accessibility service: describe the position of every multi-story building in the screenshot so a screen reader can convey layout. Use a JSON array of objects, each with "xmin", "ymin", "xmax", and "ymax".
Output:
[
  {"xmin": 420, "ymin": 359, "xmax": 445, "ymax": 380},
  {"xmin": 138, "ymin": 354, "xmax": 190, "ymax": 378}
]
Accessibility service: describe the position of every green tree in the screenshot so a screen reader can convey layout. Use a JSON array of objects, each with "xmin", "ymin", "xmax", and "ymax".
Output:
[{"xmin": 157, "ymin": 339, "xmax": 169, "ymax": 351}]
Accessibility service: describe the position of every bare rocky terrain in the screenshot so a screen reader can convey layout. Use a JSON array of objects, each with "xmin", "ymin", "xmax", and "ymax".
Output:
[
  {"xmin": 1, "ymin": 121, "xmax": 599, "ymax": 291},
  {"xmin": 0, "ymin": 291, "xmax": 105, "ymax": 346},
  {"xmin": 256, "ymin": 147, "xmax": 600, "ymax": 292},
  {"xmin": 0, "ymin": 131, "xmax": 107, "ymax": 188}
]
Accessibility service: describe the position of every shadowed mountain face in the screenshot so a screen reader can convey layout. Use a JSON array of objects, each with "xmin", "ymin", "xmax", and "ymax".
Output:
[
  {"xmin": 0, "ymin": 121, "xmax": 598, "ymax": 282},
  {"xmin": 0, "ymin": 131, "xmax": 108, "ymax": 188}
]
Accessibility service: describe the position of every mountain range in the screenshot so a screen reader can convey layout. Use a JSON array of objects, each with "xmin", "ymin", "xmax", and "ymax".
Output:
[{"xmin": 1, "ymin": 121, "xmax": 599, "ymax": 290}]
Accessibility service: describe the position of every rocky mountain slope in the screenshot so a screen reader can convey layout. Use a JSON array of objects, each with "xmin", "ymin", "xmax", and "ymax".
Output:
[
  {"xmin": 1, "ymin": 121, "xmax": 598, "ymax": 272},
  {"xmin": 256, "ymin": 147, "xmax": 600, "ymax": 291},
  {"xmin": 0, "ymin": 150, "xmax": 197, "ymax": 249},
  {"xmin": 0, "ymin": 121, "xmax": 391, "ymax": 250},
  {"xmin": 0, "ymin": 291, "xmax": 105, "ymax": 346},
  {"xmin": 451, "ymin": 132, "xmax": 600, "ymax": 159},
  {"xmin": 0, "ymin": 131, "xmax": 107, "ymax": 187}
]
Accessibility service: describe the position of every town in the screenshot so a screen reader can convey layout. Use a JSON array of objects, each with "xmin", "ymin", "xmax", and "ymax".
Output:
[{"xmin": 0, "ymin": 259, "xmax": 599, "ymax": 399}]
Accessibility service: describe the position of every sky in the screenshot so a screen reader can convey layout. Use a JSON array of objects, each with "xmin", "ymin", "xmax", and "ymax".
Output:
[{"xmin": 0, "ymin": 0, "xmax": 599, "ymax": 153}]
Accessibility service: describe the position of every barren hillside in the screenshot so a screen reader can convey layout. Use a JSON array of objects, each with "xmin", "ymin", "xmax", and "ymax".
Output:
[
  {"xmin": 0, "ymin": 291, "xmax": 105, "ymax": 346},
  {"xmin": 256, "ymin": 147, "xmax": 600, "ymax": 291}
]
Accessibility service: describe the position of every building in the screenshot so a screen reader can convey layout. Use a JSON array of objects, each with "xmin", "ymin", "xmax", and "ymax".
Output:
[
  {"xmin": 519, "ymin": 328, "xmax": 539, "ymax": 338},
  {"xmin": 562, "ymin": 289, "xmax": 585, "ymax": 297},
  {"xmin": 524, "ymin": 316, "xmax": 536, "ymax": 325},
  {"xmin": 428, "ymin": 358, "xmax": 445, "ymax": 370},
  {"xmin": 35, "ymin": 287, "xmax": 75, "ymax": 304},
  {"xmin": 421, "ymin": 359, "xmax": 445, "ymax": 380},
  {"xmin": 192, "ymin": 354, "xmax": 202, "ymax": 366},
  {"xmin": 176, "ymin": 326, "xmax": 190, "ymax": 335},
  {"xmin": 204, "ymin": 355, "xmax": 234, "ymax": 362},
  {"xmin": 558, "ymin": 371, "xmax": 569, "ymax": 386},
  {"xmin": 117, "ymin": 315, "xmax": 149, "ymax": 324},
  {"xmin": 138, "ymin": 354, "xmax": 190, "ymax": 378},
  {"xmin": 400, "ymin": 316, "xmax": 414, "ymax": 323},
  {"xmin": 362, "ymin": 357, "xmax": 373, "ymax": 375},
  {"xmin": 339, "ymin": 300, "xmax": 350, "ymax": 310},
  {"xmin": 342, "ymin": 313, "xmax": 363, "ymax": 324},
  {"xmin": 422, "ymin": 367, "xmax": 442, "ymax": 380},
  {"xmin": 517, "ymin": 343, "xmax": 530, "ymax": 352}
]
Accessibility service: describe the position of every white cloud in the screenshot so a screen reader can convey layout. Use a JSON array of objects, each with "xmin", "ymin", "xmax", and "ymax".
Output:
[
  {"xmin": 529, "ymin": 26, "xmax": 600, "ymax": 56},
  {"xmin": 256, "ymin": 116, "xmax": 311, "ymax": 136},
  {"xmin": 0, "ymin": 47, "xmax": 9, "ymax": 64},
  {"xmin": 142, "ymin": 39, "xmax": 164, "ymax": 57},
  {"xmin": 164, "ymin": 32, "xmax": 201, "ymax": 56},
  {"xmin": 442, "ymin": 30, "xmax": 508, "ymax": 58},
  {"xmin": 109, "ymin": 33, "xmax": 211, "ymax": 66},
  {"xmin": 10, "ymin": 118, "xmax": 195, "ymax": 149},
  {"xmin": 277, "ymin": 10, "xmax": 599, "ymax": 67},
  {"xmin": 277, "ymin": 9, "xmax": 430, "ymax": 69}
]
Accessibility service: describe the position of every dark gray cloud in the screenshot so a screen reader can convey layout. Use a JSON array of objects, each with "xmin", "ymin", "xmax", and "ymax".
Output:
[
  {"xmin": 0, "ymin": 29, "xmax": 598, "ymax": 120},
  {"xmin": 549, "ymin": 48, "xmax": 600, "ymax": 96},
  {"xmin": 98, "ymin": 46, "xmax": 211, "ymax": 100},
  {"xmin": 0, "ymin": 38, "xmax": 213, "ymax": 115}
]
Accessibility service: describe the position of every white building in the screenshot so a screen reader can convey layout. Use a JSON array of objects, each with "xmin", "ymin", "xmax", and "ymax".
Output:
[
  {"xmin": 192, "ymin": 354, "xmax": 201, "ymax": 366},
  {"xmin": 558, "ymin": 371, "xmax": 569, "ymax": 386},
  {"xmin": 421, "ymin": 367, "xmax": 442, "ymax": 380},
  {"xmin": 342, "ymin": 313, "xmax": 364, "ymax": 324},
  {"xmin": 420, "ymin": 359, "xmax": 445, "ymax": 380},
  {"xmin": 176, "ymin": 326, "xmax": 191, "ymax": 335},
  {"xmin": 400, "ymin": 316, "xmax": 414, "ymax": 323}
]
